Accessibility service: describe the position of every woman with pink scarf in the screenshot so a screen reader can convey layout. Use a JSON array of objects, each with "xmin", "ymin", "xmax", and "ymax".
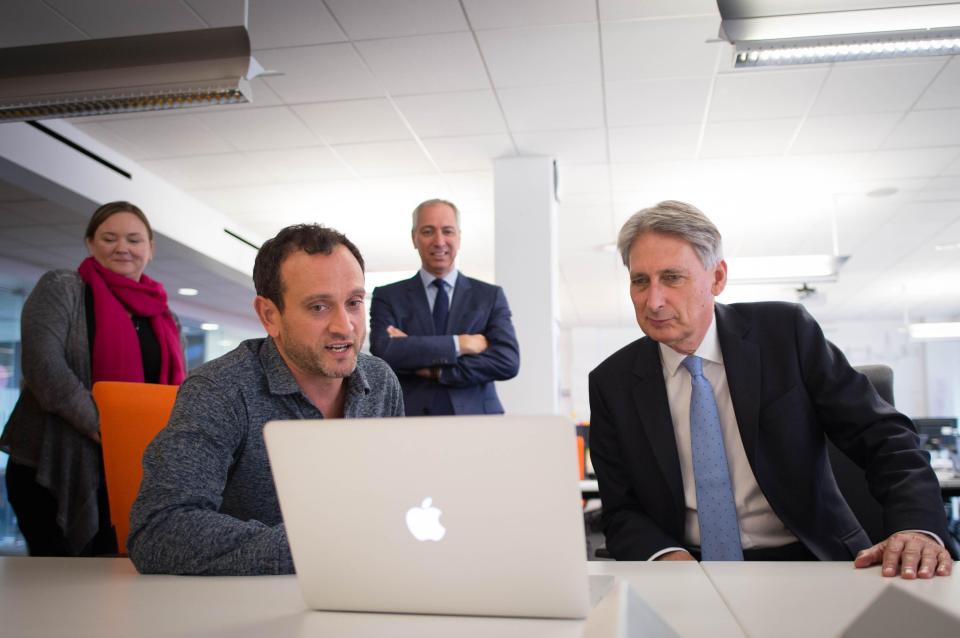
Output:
[{"xmin": 1, "ymin": 201, "xmax": 185, "ymax": 556}]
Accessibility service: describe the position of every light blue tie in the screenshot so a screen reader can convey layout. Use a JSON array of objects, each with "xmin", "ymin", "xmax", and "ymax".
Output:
[{"xmin": 681, "ymin": 355, "xmax": 744, "ymax": 561}]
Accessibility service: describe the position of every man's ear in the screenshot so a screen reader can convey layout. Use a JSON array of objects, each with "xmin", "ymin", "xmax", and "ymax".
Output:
[
  {"xmin": 254, "ymin": 296, "xmax": 281, "ymax": 337},
  {"xmin": 711, "ymin": 259, "xmax": 728, "ymax": 296}
]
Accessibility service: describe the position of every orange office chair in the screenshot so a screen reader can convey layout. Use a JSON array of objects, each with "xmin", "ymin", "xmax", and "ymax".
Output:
[{"xmin": 92, "ymin": 381, "xmax": 179, "ymax": 554}]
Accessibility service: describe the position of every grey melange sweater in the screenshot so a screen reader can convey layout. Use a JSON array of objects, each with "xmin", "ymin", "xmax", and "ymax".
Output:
[{"xmin": 127, "ymin": 337, "xmax": 404, "ymax": 575}]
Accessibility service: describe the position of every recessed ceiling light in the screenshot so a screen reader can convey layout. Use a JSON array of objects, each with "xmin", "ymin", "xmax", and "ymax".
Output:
[
  {"xmin": 178, "ymin": 287, "xmax": 199, "ymax": 296},
  {"xmin": 866, "ymin": 187, "xmax": 898, "ymax": 198},
  {"xmin": 201, "ymin": 323, "xmax": 220, "ymax": 331}
]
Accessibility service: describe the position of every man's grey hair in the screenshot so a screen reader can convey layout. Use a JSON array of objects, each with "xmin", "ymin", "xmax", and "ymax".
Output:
[
  {"xmin": 411, "ymin": 198, "xmax": 460, "ymax": 233},
  {"xmin": 617, "ymin": 200, "xmax": 723, "ymax": 269}
]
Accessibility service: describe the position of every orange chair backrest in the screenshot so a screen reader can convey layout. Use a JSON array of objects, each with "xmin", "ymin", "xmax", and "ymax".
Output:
[{"xmin": 92, "ymin": 381, "xmax": 179, "ymax": 554}]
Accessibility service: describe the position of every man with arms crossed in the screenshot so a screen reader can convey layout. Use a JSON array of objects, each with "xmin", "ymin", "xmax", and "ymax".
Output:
[
  {"xmin": 370, "ymin": 199, "xmax": 519, "ymax": 415},
  {"xmin": 589, "ymin": 200, "xmax": 954, "ymax": 577},
  {"xmin": 128, "ymin": 225, "xmax": 403, "ymax": 575}
]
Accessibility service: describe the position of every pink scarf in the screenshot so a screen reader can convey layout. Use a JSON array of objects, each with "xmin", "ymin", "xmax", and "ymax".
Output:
[{"xmin": 77, "ymin": 257, "xmax": 185, "ymax": 385}]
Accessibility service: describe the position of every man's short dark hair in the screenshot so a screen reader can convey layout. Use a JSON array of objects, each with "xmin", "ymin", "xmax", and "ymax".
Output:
[{"xmin": 253, "ymin": 224, "xmax": 365, "ymax": 312}]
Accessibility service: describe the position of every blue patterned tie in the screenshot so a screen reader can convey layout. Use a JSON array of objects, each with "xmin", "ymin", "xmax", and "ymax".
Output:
[
  {"xmin": 681, "ymin": 355, "xmax": 744, "ymax": 561},
  {"xmin": 431, "ymin": 279, "xmax": 449, "ymax": 335}
]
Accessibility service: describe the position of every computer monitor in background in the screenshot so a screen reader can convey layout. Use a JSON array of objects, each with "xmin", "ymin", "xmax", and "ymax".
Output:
[{"xmin": 914, "ymin": 417, "xmax": 958, "ymax": 451}]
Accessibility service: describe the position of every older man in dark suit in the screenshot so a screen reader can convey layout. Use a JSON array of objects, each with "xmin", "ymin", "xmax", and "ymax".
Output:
[
  {"xmin": 589, "ymin": 200, "xmax": 954, "ymax": 578},
  {"xmin": 370, "ymin": 199, "xmax": 519, "ymax": 416}
]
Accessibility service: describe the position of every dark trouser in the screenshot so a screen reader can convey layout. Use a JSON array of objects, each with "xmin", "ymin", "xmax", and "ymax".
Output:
[
  {"xmin": 690, "ymin": 541, "xmax": 817, "ymax": 561},
  {"xmin": 5, "ymin": 461, "xmax": 117, "ymax": 556}
]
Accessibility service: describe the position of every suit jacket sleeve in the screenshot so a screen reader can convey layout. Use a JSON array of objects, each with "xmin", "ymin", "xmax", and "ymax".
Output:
[
  {"xmin": 438, "ymin": 286, "xmax": 520, "ymax": 388},
  {"xmin": 588, "ymin": 368, "xmax": 684, "ymax": 560},
  {"xmin": 369, "ymin": 286, "xmax": 458, "ymax": 371}
]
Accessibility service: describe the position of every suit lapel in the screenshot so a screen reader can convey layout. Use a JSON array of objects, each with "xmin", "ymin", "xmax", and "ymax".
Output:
[
  {"xmin": 403, "ymin": 274, "xmax": 434, "ymax": 335},
  {"xmin": 716, "ymin": 303, "xmax": 761, "ymax": 464},
  {"xmin": 446, "ymin": 273, "xmax": 472, "ymax": 335},
  {"xmin": 631, "ymin": 339, "xmax": 685, "ymax": 514}
]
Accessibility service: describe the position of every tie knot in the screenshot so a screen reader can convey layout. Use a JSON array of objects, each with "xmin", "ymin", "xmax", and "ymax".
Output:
[
  {"xmin": 681, "ymin": 355, "xmax": 704, "ymax": 378},
  {"xmin": 431, "ymin": 278, "xmax": 445, "ymax": 291}
]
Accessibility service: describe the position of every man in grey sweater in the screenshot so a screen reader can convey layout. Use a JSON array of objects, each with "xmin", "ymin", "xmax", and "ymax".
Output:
[{"xmin": 128, "ymin": 224, "xmax": 404, "ymax": 575}]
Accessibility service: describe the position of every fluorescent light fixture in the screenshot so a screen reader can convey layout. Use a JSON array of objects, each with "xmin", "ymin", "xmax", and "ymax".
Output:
[
  {"xmin": 177, "ymin": 287, "xmax": 199, "ymax": 296},
  {"xmin": 718, "ymin": 1, "xmax": 960, "ymax": 67},
  {"xmin": 200, "ymin": 323, "xmax": 220, "ymax": 331},
  {"xmin": 908, "ymin": 322, "xmax": 960, "ymax": 340},
  {"xmin": 727, "ymin": 254, "xmax": 849, "ymax": 284},
  {"xmin": 0, "ymin": 26, "xmax": 256, "ymax": 122}
]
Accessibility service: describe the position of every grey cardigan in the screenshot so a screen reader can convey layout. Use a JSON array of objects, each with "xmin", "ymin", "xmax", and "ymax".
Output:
[{"xmin": 1, "ymin": 270, "xmax": 102, "ymax": 553}]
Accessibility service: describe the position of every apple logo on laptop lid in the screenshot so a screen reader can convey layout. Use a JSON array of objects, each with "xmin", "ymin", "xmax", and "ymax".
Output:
[{"xmin": 406, "ymin": 497, "xmax": 446, "ymax": 541}]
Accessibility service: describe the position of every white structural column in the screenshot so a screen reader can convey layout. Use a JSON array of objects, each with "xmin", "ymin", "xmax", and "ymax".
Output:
[{"xmin": 493, "ymin": 156, "xmax": 560, "ymax": 415}]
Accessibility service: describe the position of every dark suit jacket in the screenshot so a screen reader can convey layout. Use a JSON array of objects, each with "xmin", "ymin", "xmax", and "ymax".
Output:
[
  {"xmin": 588, "ymin": 301, "xmax": 952, "ymax": 561},
  {"xmin": 370, "ymin": 273, "xmax": 520, "ymax": 416}
]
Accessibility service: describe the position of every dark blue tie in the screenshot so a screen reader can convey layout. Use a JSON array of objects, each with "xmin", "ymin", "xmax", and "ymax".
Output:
[
  {"xmin": 431, "ymin": 279, "xmax": 449, "ymax": 335},
  {"xmin": 681, "ymin": 355, "xmax": 743, "ymax": 561}
]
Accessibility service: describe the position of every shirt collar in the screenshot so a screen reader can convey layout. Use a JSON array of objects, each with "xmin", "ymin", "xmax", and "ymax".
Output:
[
  {"xmin": 658, "ymin": 309, "xmax": 724, "ymax": 378},
  {"xmin": 262, "ymin": 337, "xmax": 371, "ymax": 399},
  {"xmin": 418, "ymin": 267, "xmax": 458, "ymax": 291}
]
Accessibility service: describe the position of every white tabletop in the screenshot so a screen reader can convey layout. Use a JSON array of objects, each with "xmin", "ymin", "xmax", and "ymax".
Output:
[
  {"xmin": 0, "ymin": 557, "xmax": 743, "ymax": 638},
  {"xmin": 701, "ymin": 562, "xmax": 960, "ymax": 638}
]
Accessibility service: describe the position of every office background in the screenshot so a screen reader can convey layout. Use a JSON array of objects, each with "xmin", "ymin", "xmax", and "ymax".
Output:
[{"xmin": 1, "ymin": 0, "xmax": 959, "ymax": 550}]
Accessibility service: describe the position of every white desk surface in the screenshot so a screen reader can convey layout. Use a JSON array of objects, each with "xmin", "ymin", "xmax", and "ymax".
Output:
[
  {"xmin": 702, "ymin": 561, "xmax": 960, "ymax": 638},
  {"xmin": 0, "ymin": 557, "xmax": 744, "ymax": 638}
]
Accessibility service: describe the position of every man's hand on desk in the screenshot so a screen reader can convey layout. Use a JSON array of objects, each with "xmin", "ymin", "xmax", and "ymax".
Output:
[
  {"xmin": 854, "ymin": 531, "xmax": 953, "ymax": 579},
  {"xmin": 656, "ymin": 550, "xmax": 696, "ymax": 561}
]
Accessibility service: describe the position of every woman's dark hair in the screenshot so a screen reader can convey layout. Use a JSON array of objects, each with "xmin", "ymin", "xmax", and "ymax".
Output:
[
  {"xmin": 85, "ymin": 201, "xmax": 153, "ymax": 240},
  {"xmin": 253, "ymin": 224, "xmax": 365, "ymax": 312}
]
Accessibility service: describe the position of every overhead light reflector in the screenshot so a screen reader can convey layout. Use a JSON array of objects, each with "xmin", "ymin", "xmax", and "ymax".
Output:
[{"xmin": 0, "ymin": 26, "xmax": 256, "ymax": 122}]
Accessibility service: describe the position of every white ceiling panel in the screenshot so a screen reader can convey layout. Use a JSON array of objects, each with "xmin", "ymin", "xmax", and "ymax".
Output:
[
  {"xmin": 513, "ymin": 129, "xmax": 608, "ymax": 165},
  {"xmin": 601, "ymin": 17, "xmax": 723, "ymax": 82},
  {"xmin": 182, "ymin": 0, "xmax": 244, "ymax": 27},
  {"xmin": 882, "ymin": 109, "xmax": 960, "ymax": 149},
  {"xmin": 248, "ymin": 0, "xmax": 345, "ymax": 49},
  {"xmin": 94, "ymin": 114, "xmax": 235, "ymax": 159},
  {"xmin": 69, "ymin": 121, "xmax": 153, "ymax": 160},
  {"xmin": 915, "ymin": 57, "xmax": 960, "ymax": 110},
  {"xmin": 442, "ymin": 171, "xmax": 494, "ymax": 202},
  {"xmin": 394, "ymin": 91, "xmax": 507, "ymax": 137},
  {"xmin": 332, "ymin": 141, "xmax": 435, "ymax": 177},
  {"xmin": 599, "ymin": 0, "xmax": 719, "ymax": 21},
  {"xmin": 421, "ymin": 135, "xmax": 515, "ymax": 171},
  {"xmin": 857, "ymin": 147, "xmax": 960, "ymax": 180},
  {"xmin": 560, "ymin": 164, "xmax": 610, "ymax": 195},
  {"xmin": 140, "ymin": 153, "xmax": 272, "ymax": 189},
  {"xmin": 790, "ymin": 113, "xmax": 901, "ymax": 154},
  {"xmin": 811, "ymin": 59, "xmax": 946, "ymax": 116},
  {"xmin": 609, "ymin": 124, "xmax": 701, "ymax": 162},
  {"xmin": 477, "ymin": 23, "xmax": 601, "ymax": 88},
  {"xmin": 605, "ymin": 77, "xmax": 712, "ymax": 126},
  {"xmin": 355, "ymin": 32, "xmax": 490, "ymax": 95},
  {"xmin": 709, "ymin": 68, "xmax": 828, "ymax": 122},
  {"xmin": 327, "ymin": 0, "xmax": 468, "ymax": 40},
  {"xmin": 0, "ymin": 0, "xmax": 84, "ymax": 46},
  {"xmin": 293, "ymin": 99, "xmax": 410, "ymax": 144},
  {"xmin": 44, "ymin": 0, "xmax": 202, "ymax": 37},
  {"xmin": 464, "ymin": 0, "xmax": 595, "ymax": 29},
  {"xmin": 244, "ymin": 147, "xmax": 354, "ymax": 182},
  {"xmin": 188, "ymin": 107, "xmax": 318, "ymax": 152},
  {"xmin": 498, "ymin": 84, "xmax": 604, "ymax": 132},
  {"xmin": 700, "ymin": 118, "xmax": 800, "ymax": 158},
  {"xmin": 257, "ymin": 44, "xmax": 383, "ymax": 103}
]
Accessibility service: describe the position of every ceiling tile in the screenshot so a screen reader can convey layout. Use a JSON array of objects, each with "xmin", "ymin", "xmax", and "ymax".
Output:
[
  {"xmin": 442, "ymin": 171, "xmax": 494, "ymax": 202},
  {"xmin": 141, "ymin": 153, "xmax": 277, "ymax": 189},
  {"xmin": 882, "ymin": 109, "xmax": 960, "ymax": 149},
  {"xmin": 791, "ymin": 113, "xmax": 901, "ymax": 154},
  {"xmin": 559, "ymin": 164, "xmax": 610, "ymax": 194},
  {"xmin": 96, "ymin": 114, "xmax": 235, "ymax": 159},
  {"xmin": 810, "ymin": 59, "xmax": 944, "ymax": 116},
  {"xmin": 601, "ymin": 16, "xmax": 723, "ymax": 82},
  {"xmin": 916, "ymin": 57, "xmax": 960, "ymax": 110},
  {"xmin": 605, "ymin": 77, "xmax": 712, "ymax": 126},
  {"xmin": 183, "ymin": 0, "xmax": 245, "ymax": 27},
  {"xmin": 700, "ymin": 118, "xmax": 799, "ymax": 158},
  {"xmin": 44, "ymin": 0, "xmax": 202, "ymax": 37},
  {"xmin": 477, "ymin": 23, "xmax": 601, "ymax": 88},
  {"xmin": 464, "ymin": 0, "xmax": 595, "ymax": 29},
  {"xmin": 421, "ymin": 134, "xmax": 515, "ymax": 171},
  {"xmin": 258, "ymin": 44, "xmax": 383, "ymax": 103},
  {"xmin": 248, "ymin": 0, "xmax": 345, "ymax": 49},
  {"xmin": 245, "ymin": 147, "xmax": 355, "ymax": 182},
  {"xmin": 0, "ymin": 0, "xmax": 84, "ymax": 46},
  {"xmin": 498, "ymin": 84, "xmax": 604, "ymax": 132},
  {"xmin": 513, "ymin": 129, "xmax": 607, "ymax": 165},
  {"xmin": 709, "ymin": 68, "xmax": 828, "ymax": 121},
  {"xmin": 69, "ymin": 121, "xmax": 154, "ymax": 160},
  {"xmin": 599, "ymin": 0, "xmax": 718, "ymax": 21},
  {"xmin": 857, "ymin": 147, "xmax": 960, "ymax": 180},
  {"xmin": 394, "ymin": 90, "xmax": 507, "ymax": 137},
  {"xmin": 293, "ymin": 99, "xmax": 410, "ymax": 144},
  {"xmin": 326, "ymin": 0, "xmax": 468, "ymax": 40},
  {"xmin": 194, "ymin": 106, "xmax": 320, "ymax": 151},
  {"xmin": 609, "ymin": 124, "xmax": 700, "ymax": 162},
  {"xmin": 333, "ymin": 140, "xmax": 435, "ymax": 177},
  {"xmin": 355, "ymin": 32, "xmax": 489, "ymax": 95}
]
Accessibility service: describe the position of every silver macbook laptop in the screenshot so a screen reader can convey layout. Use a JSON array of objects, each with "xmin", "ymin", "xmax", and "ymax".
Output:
[{"xmin": 264, "ymin": 414, "xmax": 591, "ymax": 619}]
